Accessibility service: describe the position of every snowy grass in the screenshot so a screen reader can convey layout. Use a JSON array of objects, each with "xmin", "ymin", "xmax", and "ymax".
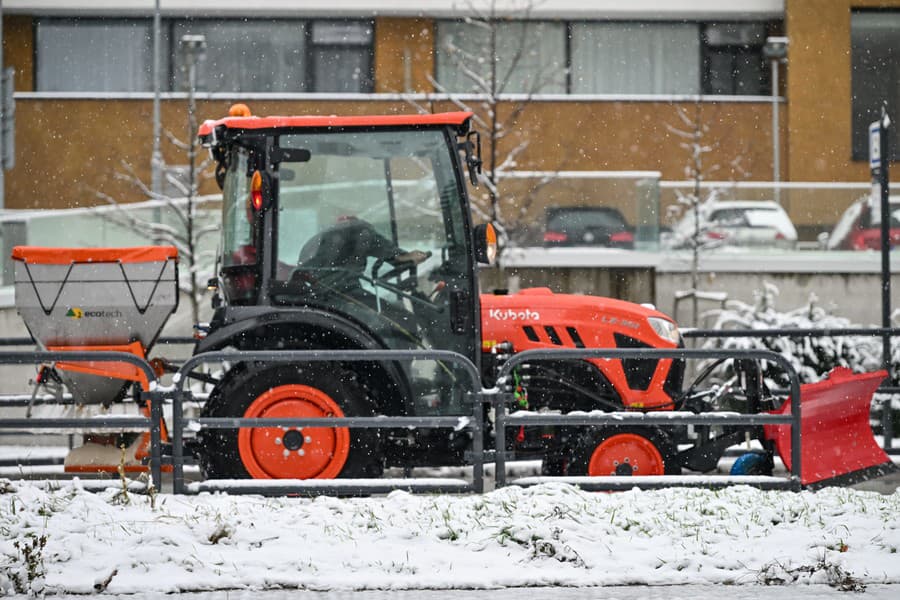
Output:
[{"xmin": 1, "ymin": 480, "xmax": 897, "ymax": 595}]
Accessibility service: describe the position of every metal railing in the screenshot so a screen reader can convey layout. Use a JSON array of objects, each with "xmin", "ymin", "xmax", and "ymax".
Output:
[
  {"xmin": 683, "ymin": 326, "xmax": 900, "ymax": 454},
  {"xmin": 492, "ymin": 347, "xmax": 803, "ymax": 491},
  {"xmin": 0, "ymin": 350, "xmax": 163, "ymax": 486},
  {"xmin": 168, "ymin": 349, "xmax": 486, "ymax": 496}
]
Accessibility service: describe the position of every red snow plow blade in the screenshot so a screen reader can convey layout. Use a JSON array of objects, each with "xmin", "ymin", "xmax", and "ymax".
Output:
[{"xmin": 763, "ymin": 367, "xmax": 897, "ymax": 488}]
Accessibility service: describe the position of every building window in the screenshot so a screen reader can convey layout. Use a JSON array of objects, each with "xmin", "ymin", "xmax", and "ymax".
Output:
[
  {"xmin": 851, "ymin": 11, "xmax": 900, "ymax": 161},
  {"xmin": 435, "ymin": 21, "xmax": 566, "ymax": 94},
  {"xmin": 437, "ymin": 20, "xmax": 773, "ymax": 97},
  {"xmin": 701, "ymin": 23, "xmax": 770, "ymax": 95},
  {"xmin": 36, "ymin": 19, "xmax": 153, "ymax": 92},
  {"xmin": 172, "ymin": 20, "xmax": 307, "ymax": 93},
  {"xmin": 35, "ymin": 18, "xmax": 374, "ymax": 94},
  {"xmin": 310, "ymin": 21, "xmax": 375, "ymax": 93},
  {"xmin": 570, "ymin": 22, "xmax": 700, "ymax": 95}
]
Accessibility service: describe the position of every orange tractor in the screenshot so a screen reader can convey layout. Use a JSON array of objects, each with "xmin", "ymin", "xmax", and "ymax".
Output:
[{"xmin": 10, "ymin": 107, "xmax": 895, "ymax": 487}]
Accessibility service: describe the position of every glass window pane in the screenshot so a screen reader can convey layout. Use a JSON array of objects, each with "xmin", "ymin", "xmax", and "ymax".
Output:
[
  {"xmin": 733, "ymin": 50, "xmax": 763, "ymax": 95},
  {"xmin": 706, "ymin": 51, "xmax": 734, "ymax": 94},
  {"xmin": 312, "ymin": 21, "xmax": 372, "ymax": 45},
  {"xmin": 313, "ymin": 48, "xmax": 372, "ymax": 93},
  {"xmin": 851, "ymin": 11, "xmax": 900, "ymax": 161},
  {"xmin": 436, "ymin": 21, "xmax": 566, "ymax": 94},
  {"xmin": 36, "ymin": 19, "xmax": 152, "ymax": 92},
  {"xmin": 705, "ymin": 23, "xmax": 766, "ymax": 47},
  {"xmin": 571, "ymin": 22, "xmax": 701, "ymax": 94},
  {"xmin": 172, "ymin": 20, "xmax": 306, "ymax": 93}
]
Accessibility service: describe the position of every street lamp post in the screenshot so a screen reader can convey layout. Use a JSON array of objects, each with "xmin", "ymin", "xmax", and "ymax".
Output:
[
  {"xmin": 763, "ymin": 36, "xmax": 788, "ymax": 205},
  {"xmin": 180, "ymin": 34, "xmax": 207, "ymax": 125},
  {"xmin": 151, "ymin": 0, "xmax": 162, "ymax": 198},
  {"xmin": 179, "ymin": 34, "xmax": 207, "ymax": 324}
]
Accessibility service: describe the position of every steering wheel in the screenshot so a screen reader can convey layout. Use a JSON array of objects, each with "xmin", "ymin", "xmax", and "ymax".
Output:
[{"xmin": 371, "ymin": 251, "xmax": 432, "ymax": 292}]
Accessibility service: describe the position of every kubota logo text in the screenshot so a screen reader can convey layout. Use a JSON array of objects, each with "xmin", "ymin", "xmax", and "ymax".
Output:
[
  {"xmin": 487, "ymin": 308, "xmax": 540, "ymax": 321},
  {"xmin": 66, "ymin": 307, "xmax": 123, "ymax": 319}
]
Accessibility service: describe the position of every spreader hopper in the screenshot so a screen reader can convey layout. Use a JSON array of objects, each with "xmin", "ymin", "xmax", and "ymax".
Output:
[{"xmin": 12, "ymin": 246, "xmax": 178, "ymax": 406}]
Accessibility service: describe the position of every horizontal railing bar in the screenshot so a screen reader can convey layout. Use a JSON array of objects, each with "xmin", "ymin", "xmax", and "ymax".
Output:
[
  {"xmin": 511, "ymin": 475, "xmax": 799, "ymax": 491},
  {"xmin": 502, "ymin": 412, "xmax": 793, "ymax": 426},
  {"xmin": 186, "ymin": 479, "xmax": 474, "ymax": 497},
  {"xmin": 195, "ymin": 416, "xmax": 473, "ymax": 429},
  {"xmin": 0, "ymin": 418, "xmax": 151, "ymax": 429},
  {"xmin": 683, "ymin": 327, "xmax": 900, "ymax": 338},
  {"xmin": 0, "ymin": 336, "xmax": 197, "ymax": 347}
]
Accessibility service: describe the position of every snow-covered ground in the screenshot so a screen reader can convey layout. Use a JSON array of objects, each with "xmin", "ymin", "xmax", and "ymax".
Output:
[{"xmin": 1, "ymin": 479, "xmax": 898, "ymax": 596}]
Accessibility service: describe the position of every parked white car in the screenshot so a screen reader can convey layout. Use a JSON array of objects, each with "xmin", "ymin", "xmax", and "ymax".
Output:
[{"xmin": 667, "ymin": 200, "xmax": 798, "ymax": 250}]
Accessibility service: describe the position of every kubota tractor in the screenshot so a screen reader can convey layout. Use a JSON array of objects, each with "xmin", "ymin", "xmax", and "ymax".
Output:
[
  {"xmin": 187, "ymin": 107, "xmax": 698, "ymax": 480},
  {"xmin": 188, "ymin": 106, "xmax": 892, "ymax": 485}
]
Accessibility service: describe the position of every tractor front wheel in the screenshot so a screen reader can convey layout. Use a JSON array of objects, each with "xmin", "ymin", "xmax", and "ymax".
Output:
[
  {"xmin": 568, "ymin": 426, "xmax": 680, "ymax": 477},
  {"xmin": 199, "ymin": 363, "xmax": 382, "ymax": 480}
]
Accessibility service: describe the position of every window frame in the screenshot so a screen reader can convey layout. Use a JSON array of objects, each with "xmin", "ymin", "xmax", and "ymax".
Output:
[
  {"xmin": 700, "ymin": 22, "xmax": 774, "ymax": 96},
  {"xmin": 33, "ymin": 16, "xmax": 375, "ymax": 94},
  {"xmin": 850, "ymin": 9, "xmax": 900, "ymax": 162},
  {"xmin": 435, "ymin": 18, "xmax": 778, "ymax": 97}
]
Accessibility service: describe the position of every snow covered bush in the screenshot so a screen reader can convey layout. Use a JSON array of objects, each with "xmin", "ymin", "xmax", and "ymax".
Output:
[
  {"xmin": 698, "ymin": 283, "xmax": 900, "ymax": 435},
  {"xmin": 699, "ymin": 282, "xmax": 894, "ymax": 384}
]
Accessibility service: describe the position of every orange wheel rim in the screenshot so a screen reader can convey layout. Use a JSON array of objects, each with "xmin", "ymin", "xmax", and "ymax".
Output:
[
  {"xmin": 238, "ymin": 384, "xmax": 349, "ymax": 479},
  {"xmin": 587, "ymin": 433, "xmax": 664, "ymax": 476}
]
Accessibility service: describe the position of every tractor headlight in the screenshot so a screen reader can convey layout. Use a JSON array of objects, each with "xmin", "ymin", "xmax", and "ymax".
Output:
[{"xmin": 648, "ymin": 317, "xmax": 681, "ymax": 344}]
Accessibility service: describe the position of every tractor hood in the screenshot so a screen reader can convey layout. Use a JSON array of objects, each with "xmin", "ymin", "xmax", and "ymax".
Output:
[{"xmin": 480, "ymin": 287, "xmax": 680, "ymax": 351}]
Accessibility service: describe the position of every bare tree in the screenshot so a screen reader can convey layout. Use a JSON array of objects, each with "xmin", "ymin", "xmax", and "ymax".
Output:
[
  {"xmin": 667, "ymin": 103, "xmax": 720, "ymax": 327},
  {"xmin": 666, "ymin": 102, "xmax": 750, "ymax": 326},
  {"xmin": 405, "ymin": 0, "xmax": 567, "ymax": 246},
  {"xmin": 94, "ymin": 104, "xmax": 218, "ymax": 325}
]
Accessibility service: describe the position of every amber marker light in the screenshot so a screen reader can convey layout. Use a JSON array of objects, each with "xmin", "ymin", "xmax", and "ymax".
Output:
[
  {"xmin": 229, "ymin": 103, "xmax": 252, "ymax": 117},
  {"xmin": 250, "ymin": 171, "xmax": 264, "ymax": 210}
]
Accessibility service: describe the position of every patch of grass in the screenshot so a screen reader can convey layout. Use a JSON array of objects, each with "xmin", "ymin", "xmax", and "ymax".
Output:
[
  {"xmin": 3, "ymin": 532, "xmax": 48, "ymax": 594},
  {"xmin": 757, "ymin": 556, "xmax": 866, "ymax": 592}
]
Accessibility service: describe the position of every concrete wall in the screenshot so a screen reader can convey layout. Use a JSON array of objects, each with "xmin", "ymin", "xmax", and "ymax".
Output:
[
  {"xmin": 656, "ymin": 271, "xmax": 900, "ymax": 328},
  {"xmin": 494, "ymin": 248, "xmax": 900, "ymax": 328}
]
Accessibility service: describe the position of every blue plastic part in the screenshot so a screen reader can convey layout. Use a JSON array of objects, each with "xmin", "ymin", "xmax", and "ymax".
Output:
[{"xmin": 731, "ymin": 452, "xmax": 770, "ymax": 476}]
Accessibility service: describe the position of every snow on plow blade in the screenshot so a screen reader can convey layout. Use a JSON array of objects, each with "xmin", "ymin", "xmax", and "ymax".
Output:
[
  {"xmin": 12, "ymin": 246, "xmax": 178, "ymax": 405},
  {"xmin": 763, "ymin": 367, "xmax": 897, "ymax": 488}
]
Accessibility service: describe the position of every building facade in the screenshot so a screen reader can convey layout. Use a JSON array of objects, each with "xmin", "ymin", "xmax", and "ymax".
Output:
[{"xmin": 1, "ymin": 0, "xmax": 898, "ymax": 239}]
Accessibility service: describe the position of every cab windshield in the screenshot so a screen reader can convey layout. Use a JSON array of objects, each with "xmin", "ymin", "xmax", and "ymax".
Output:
[
  {"xmin": 275, "ymin": 129, "xmax": 468, "ymax": 293},
  {"xmin": 218, "ymin": 126, "xmax": 477, "ymax": 414}
]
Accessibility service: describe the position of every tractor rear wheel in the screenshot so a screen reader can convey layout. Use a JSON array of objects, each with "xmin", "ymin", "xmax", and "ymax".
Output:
[
  {"xmin": 199, "ymin": 363, "xmax": 382, "ymax": 480},
  {"xmin": 568, "ymin": 426, "xmax": 680, "ymax": 477}
]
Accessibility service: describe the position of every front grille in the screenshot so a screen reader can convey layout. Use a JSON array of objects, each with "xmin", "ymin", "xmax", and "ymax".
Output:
[
  {"xmin": 544, "ymin": 326, "xmax": 563, "ymax": 345},
  {"xmin": 613, "ymin": 333, "xmax": 657, "ymax": 391}
]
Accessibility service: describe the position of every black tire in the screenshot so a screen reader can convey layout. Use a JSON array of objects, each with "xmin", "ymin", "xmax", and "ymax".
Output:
[
  {"xmin": 198, "ymin": 362, "xmax": 382, "ymax": 480},
  {"xmin": 540, "ymin": 451, "xmax": 569, "ymax": 476},
  {"xmin": 567, "ymin": 426, "xmax": 680, "ymax": 476}
]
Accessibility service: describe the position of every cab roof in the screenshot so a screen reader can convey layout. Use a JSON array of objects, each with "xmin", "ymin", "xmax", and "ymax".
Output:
[{"xmin": 198, "ymin": 111, "xmax": 473, "ymax": 137}]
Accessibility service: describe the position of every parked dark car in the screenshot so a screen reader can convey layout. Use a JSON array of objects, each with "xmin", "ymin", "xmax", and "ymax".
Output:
[
  {"xmin": 543, "ymin": 206, "xmax": 634, "ymax": 248},
  {"xmin": 826, "ymin": 195, "xmax": 900, "ymax": 250}
]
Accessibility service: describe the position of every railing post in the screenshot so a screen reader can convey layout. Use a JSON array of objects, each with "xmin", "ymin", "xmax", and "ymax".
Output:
[
  {"xmin": 147, "ymin": 389, "xmax": 163, "ymax": 490},
  {"xmin": 787, "ymin": 362, "xmax": 803, "ymax": 490},
  {"xmin": 883, "ymin": 399, "xmax": 894, "ymax": 452},
  {"xmin": 493, "ymin": 391, "xmax": 510, "ymax": 488},
  {"xmin": 470, "ymin": 391, "xmax": 485, "ymax": 494},
  {"xmin": 172, "ymin": 384, "xmax": 186, "ymax": 495}
]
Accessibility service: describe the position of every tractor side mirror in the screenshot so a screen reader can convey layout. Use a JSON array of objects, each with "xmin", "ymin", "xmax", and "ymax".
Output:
[
  {"xmin": 458, "ymin": 131, "xmax": 482, "ymax": 187},
  {"xmin": 473, "ymin": 223, "xmax": 498, "ymax": 265}
]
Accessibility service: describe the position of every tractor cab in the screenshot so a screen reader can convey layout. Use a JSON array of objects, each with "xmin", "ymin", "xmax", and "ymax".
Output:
[{"xmin": 200, "ymin": 109, "xmax": 495, "ymax": 423}]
